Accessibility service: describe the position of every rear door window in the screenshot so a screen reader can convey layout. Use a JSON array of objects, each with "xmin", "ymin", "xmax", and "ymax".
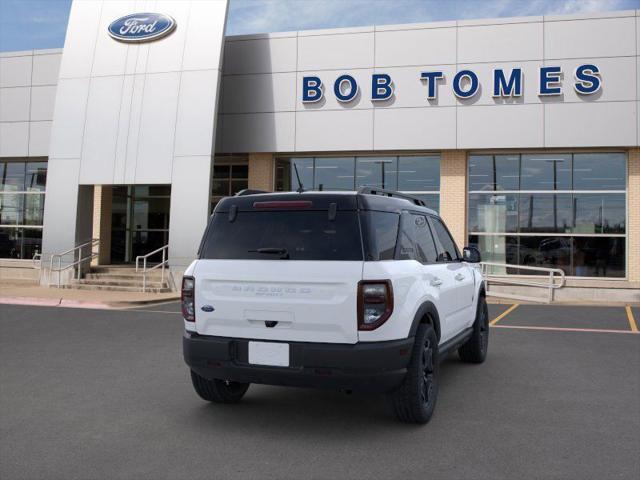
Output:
[
  {"xmin": 397, "ymin": 212, "xmax": 438, "ymax": 263},
  {"xmin": 428, "ymin": 216, "xmax": 460, "ymax": 262},
  {"xmin": 200, "ymin": 211, "xmax": 363, "ymax": 261}
]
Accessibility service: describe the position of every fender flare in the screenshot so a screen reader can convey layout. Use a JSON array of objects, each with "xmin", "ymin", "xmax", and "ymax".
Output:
[{"xmin": 408, "ymin": 301, "xmax": 442, "ymax": 341}]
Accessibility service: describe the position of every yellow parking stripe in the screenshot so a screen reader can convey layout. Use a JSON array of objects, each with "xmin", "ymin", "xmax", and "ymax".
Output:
[
  {"xmin": 625, "ymin": 306, "xmax": 638, "ymax": 332},
  {"xmin": 490, "ymin": 303, "xmax": 519, "ymax": 326}
]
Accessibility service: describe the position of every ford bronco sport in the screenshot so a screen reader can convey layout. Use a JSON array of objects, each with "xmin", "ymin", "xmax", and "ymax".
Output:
[{"xmin": 182, "ymin": 187, "xmax": 488, "ymax": 423}]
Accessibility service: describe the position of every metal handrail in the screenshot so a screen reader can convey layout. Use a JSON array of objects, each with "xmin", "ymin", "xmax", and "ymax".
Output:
[
  {"xmin": 479, "ymin": 261, "xmax": 566, "ymax": 303},
  {"xmin": 135, "ymin": 244, "xmax": 169, "ymax": 293},
  {"xmin": 49, "ymin": 239, "xmax": 100, "ymax": 288}
]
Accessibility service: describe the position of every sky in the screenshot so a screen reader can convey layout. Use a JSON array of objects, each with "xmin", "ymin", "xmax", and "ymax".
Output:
[{"xmin": 0, "ymin": 0, "xmax": 639, "ymax": 52}]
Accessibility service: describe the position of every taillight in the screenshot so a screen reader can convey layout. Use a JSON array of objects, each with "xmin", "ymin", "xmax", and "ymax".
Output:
[
  {"xmin": 357, "ymin": 280, "xmax": 393, "ymax": 330},
  {"xmin": 182, "ymin": 276, "xmax": 195, "ymax": 322}
]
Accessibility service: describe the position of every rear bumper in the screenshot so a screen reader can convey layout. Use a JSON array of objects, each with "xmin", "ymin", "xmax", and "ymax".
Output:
[{"xmin": 183, "ymin": 332, "xmax": 414, "ymax": 393}]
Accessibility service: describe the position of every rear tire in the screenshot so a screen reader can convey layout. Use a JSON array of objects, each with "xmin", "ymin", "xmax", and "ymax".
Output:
[
  {"xmin": 388, "ymin": 323, "xmax": 439, "ymax": 424},
  {"xmin": 190, "ymin": 370, "xmax": 250, "ymax": 404},
  {"xmin": 458, "ymin": 295, "xmax": 489, "ymax": 364}
]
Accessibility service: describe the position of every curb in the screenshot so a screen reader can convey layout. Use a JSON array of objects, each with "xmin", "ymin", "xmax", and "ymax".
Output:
[{"xmin": 0, "ymin": 295, "xmax": 180, "ymax": 310}]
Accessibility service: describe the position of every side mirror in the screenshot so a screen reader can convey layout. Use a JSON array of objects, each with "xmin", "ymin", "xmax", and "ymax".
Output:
[{"xmin": 462, "ymin": 246, "xmax": 481, "ymax": 263}]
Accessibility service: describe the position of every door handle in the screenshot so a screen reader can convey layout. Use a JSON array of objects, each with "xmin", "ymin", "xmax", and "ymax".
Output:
[
  {"xmin": 430, "ymin": 278, "xmax": 443, "ymax": 287},
  {"xmin": 455, "ymin": 273, "xmax": 465, "ymax": 281}
]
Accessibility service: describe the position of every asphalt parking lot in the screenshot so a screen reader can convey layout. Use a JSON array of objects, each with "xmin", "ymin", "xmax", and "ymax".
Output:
[{"xmin": 0, "ymin": 302, "xmax": 638, "ymax": 480}]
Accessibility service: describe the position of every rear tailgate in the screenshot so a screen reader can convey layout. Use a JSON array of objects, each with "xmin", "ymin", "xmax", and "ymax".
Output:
[{"xmin": 194, "ymin": 260, "xmax": 362, "ymax": 343}]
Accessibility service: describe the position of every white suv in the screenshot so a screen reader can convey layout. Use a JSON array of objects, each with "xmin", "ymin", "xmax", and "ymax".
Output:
[{"xmin": 182, "ymin": 188, "xmax": 488, "ymax": 423}]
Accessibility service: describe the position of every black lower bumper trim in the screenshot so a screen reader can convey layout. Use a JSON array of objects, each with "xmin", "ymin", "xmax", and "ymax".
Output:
[{"xmin": 183, "ymin": 332, "xmax": 414, "ymax": 393}]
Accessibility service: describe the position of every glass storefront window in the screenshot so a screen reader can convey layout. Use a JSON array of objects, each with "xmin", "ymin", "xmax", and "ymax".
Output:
[
  {"xmin": 468, "ymin": 154, "xmax": 519, "ymax": 191},
  {"xmin": 468, "ymin": 152, "xmax": 627, "ymax": 278},
  {"xmin": 520, "ymin": 154, "xmax": 571, "ymax": 190},
  {"xmin": 573, "ymin": 153, "xmax": 626, "ymax": 190},
  {"xmin": 314, "ymin": 157, "xmax": 355, "ymax": 191},
  {"xmin": 397, "ymin": 156, "xmax": 440, "ymax": 192},
  {"xmin": 468, "ymin": 193, "xmax": 518, "ymax": 233},
  {"xmin": 356, "ymin": 157, "xmax": 397, "ymax": 189},
  {"xmin": 574, "ymin": 193, "xmax": 625, "ymax": 234},
  {"xmin": 276, "ymin": 155, "xmax": 441, "ymax": 212},
  {"xmin": 518, "ymin": 194, "xmax": 573, "ymax": 233}
]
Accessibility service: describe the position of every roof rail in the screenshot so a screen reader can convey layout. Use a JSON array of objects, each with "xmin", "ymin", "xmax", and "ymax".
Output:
[
  {"xmin": 235, "ymin": 189, "xmax": 269, "ymax": 196},
  {"xmin": 357, "ymin": 186, "xmax": 427, "ymax": 207}
]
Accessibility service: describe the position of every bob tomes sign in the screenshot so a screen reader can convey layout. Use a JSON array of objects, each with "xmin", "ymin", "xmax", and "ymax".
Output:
[
  {"xmin": 108, "ymin": 13, "xmax": 176, "ymax": 43},
  {"xmin": 302, "ymin": 64, "xmax": 602, "ymax": 103}
]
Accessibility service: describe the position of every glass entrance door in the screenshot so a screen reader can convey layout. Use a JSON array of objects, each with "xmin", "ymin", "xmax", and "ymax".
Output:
[{"xmin": 110, "ymin": 185, "xmax": 170, "ymax": 264}]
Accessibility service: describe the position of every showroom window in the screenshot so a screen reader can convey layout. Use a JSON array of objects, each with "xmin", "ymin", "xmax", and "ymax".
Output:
[
  {"xmin": 0, "ymin": 159, "xmax": 47, "ymax": 259},
  {"xmin": 210, "ymin": 156, "xmax": 249, "ymax": 212},
  {"xmin": 468, "ymin": 153, "xmax": 627, "ymax": 278},
  {"xmin": 276, "ymin": 155, "xmax": 440, "ymax": 212}
]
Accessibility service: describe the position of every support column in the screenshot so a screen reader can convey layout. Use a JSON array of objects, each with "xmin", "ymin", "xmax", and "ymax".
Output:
[
  {"xmin": 248, "ymin": 153, "xmax": 275, "ymax": 191},
  {"xmin": 628, "ymin": 147, "xmax": 639, "ymax": 282},
  {"xmin": 92, "ymin": 185, "xmax": 112, "ymax": 265},
  {"xmin": 439, "ymin": 150, "xmax": 468, "ymax": 250}
]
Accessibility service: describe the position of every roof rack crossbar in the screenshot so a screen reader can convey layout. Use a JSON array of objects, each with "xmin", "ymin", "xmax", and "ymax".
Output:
[
  {"xmin": 235, "ymin": 189, "xmax": 269, "ymax": 196},
  {"xmin": 357, "ymin": 186, "xmax": 427, "ymax": 207}
]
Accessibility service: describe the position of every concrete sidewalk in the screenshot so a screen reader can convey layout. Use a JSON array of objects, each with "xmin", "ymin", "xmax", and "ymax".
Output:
[{"xmin": 0, "ymin": 281, "xmax": 179, "ymax": 309}]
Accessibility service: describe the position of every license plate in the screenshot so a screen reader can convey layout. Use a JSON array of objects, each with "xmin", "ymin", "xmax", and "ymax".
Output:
[{"xmin": 248, "ymin": 341, "xmax": 290, "ymax": 367}]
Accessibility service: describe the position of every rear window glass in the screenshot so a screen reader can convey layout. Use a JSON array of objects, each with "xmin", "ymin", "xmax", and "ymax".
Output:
[
  {"xmin": 200, "ymin": 211, "xmax": 363, "ymax": 261},
  {"xmin": 360, "ymin": 211, "xmax": 399, "ymax": 261}
]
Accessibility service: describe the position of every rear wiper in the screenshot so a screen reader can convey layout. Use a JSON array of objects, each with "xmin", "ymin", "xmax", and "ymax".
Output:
[{"xmin": 248, "ymin": 247, "xmax": 290, "ymax": 259}]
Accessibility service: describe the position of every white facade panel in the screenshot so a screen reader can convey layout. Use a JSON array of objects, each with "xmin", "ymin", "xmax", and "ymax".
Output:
[
  {"xmin": 0, "ymin": 56, "xmax": 32, "ymax": 87},
  {"xmin": 553, "ymin": 56, "xmax": 637, "ymax": 103},
  {"xmin": 28, "ymin": 121, "xmax": 52, "ymax": 157},
  {"xmin": 58, "ymin": 0, "xmax": 101, "ymax": 79},
  {"xmin": 30, "ymin": 86, "xmax": 57, "ymax": 121},
  {"xmin": 32, "ymin": 53, "xmax": 62, "ymax": 86},
  {"xmin": 123, "ymin": 74, "xmax": 145, "ymax": 184},
  {"xmin": 297, "ymin": 32, "xmax": 374, "ymax": 71},
  {"xmin": 223, "ymin": 37, "xmax": 297, "ymax": 75},
  {"xmin": 47, "ymin": 78, "xmax": 90, "ymax": 159},
  {"xmin": 145, "ymin": 1, "xmax": 190, "ymax": 74},
  {"xmin": 453, "ymin": 61, "xmax": 539, "ymax": 106},
  {"xmin": 458, "ymin": 22, "xmax": 543, "ymax": 63},
  {"xmin": 544, "ymin": 102, "xmax": 637, "ymax": 147},
  {"xmin": 0, "ymin": 122, "xmax": 29, "ymax": 157},
  {"xmin": 169, "ymin": 155, "xmax": 212, "ymax": 267},
  {"xmin": 296, "ymin": 69, "xmax": 373, "ymax": 111},
  {"xmin": 295, "ymin": 110, "xmax": 373, "ymax": 152},
  {"xmin": 373, "ymin": 107, "xmax": 456, "ymax": 150},
  {"xmin": 182, "ymin": 0, "xmax": 229, "ymax": 71},
  {"xmin": 375, "ymin": 27, "xmax": 456, "ymax": 67},
  {"xmin": 222, "ymin": 72, "xmax": 296, "ymax": 114},
  {"xmin": 457, "ymin": 104, "xmax": 544, "ymax": 149},
  {"xmin": 375, "ymin": 65, "xmax": 458, "ymax": 108},
  {"xmin": 134, "ymin": 72, "xmax": 180, "ymax": 183},
  {"xmin": 79, "ymin": 75, "xmax": 123, "ymax": 184},
  {"xmin": 112, "ymin": 75, "xmax": 134, "ymax": 184},
  {"xmin": 174, "ymin": 69, "xmax": 220, "ymax": 157},
  {"xmin": 0, "ymin": 87, "xmax": 30, "ymax": 122},
  {"xmin": 221, "ymin": 112, "xmax": 295, "ymax": 152},
  {"xmin": 91, "ymin": 1, "xmax": 131, "ymax": 77},
  {"xmin": 544, "ymin": 17, "xmax": 636, "ymax": 59}
]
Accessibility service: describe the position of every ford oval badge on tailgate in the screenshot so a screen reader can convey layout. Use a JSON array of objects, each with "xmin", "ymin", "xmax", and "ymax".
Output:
[
  {"xmin": 108, "ymin": 13, "xmax": 176, "ymax": 43},
  {"xmin": 201, "ymin": 305, "xmax": 215, "ymax": 312}
]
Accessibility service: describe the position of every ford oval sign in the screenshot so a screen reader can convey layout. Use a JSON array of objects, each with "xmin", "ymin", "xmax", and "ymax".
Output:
[{"xmin": 108, "ymin": 13, "xmax": 176, "ymax": 43}]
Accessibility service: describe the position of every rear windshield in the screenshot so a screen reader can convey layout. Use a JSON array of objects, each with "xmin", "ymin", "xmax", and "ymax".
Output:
[{"xmin": 200, "ymin": 211, "xmax": 364, "ymax": 261}]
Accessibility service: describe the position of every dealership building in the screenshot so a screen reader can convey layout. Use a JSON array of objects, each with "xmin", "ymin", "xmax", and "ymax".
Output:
[{"xmin": 0, "ymin": 0, "xmax": 638, "ymax": 300}]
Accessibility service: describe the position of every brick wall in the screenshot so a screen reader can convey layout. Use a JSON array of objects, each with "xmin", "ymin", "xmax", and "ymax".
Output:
[
  {"xmin": 91, "ymin": 186, "xmax": 112, "ymax": 265},
  {"xmin": 248, "ymin": 153, "xmax": 275, "ymax": 191},
  {"xmin": 439, "ymin": 150, "xmax": 468, "ymax": 250},
  {"xmin": 628, "ymin": 147, "xmax": 639, "ymax": 282}
]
